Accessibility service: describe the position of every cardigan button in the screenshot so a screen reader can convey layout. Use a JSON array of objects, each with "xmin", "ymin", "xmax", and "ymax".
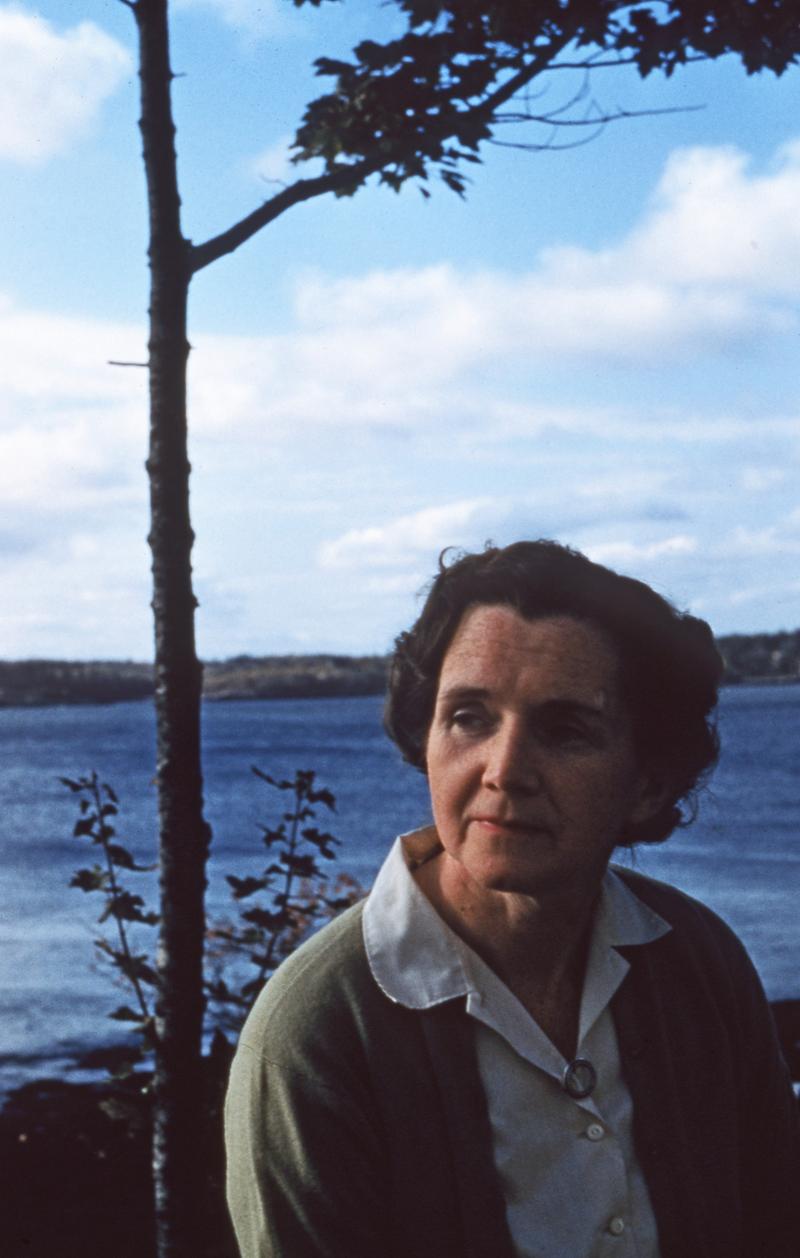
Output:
[{"xmin": 607, "ymin": 1216, "xmax": 626, "ymax": 1237}]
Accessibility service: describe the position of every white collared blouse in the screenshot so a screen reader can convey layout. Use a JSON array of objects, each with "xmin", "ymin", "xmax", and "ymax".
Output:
[{"xmin": 363, "ymin": 830, "xmax": 671, "ymax": 1258}]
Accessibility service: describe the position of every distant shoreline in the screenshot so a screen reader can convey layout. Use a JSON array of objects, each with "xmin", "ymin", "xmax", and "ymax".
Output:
[
  {"xmin": 0, "ymin": 655, "xmax": 389, "ymax": 709},
  {"xmin": 1, "ymin": 632, "xmax": 799, "ymax": 709},
  {"xmin": 1, "ymin": 676, "xmax": 799, "ymax": 712}
]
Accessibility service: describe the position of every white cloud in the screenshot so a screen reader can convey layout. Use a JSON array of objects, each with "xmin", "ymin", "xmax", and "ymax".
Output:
[
  {"xmin": 318, "ymin": 497, "xmax": 702, "ymax": 580},
  {"xmin": 3, "ymin": 135, "xmax": 800, "ymax": 653},
  {"xmin": 536, "ymin": 141, "xmax": 800, "ymax": 292},
  {"xmin": 200, "ymin": 139, "xmax": 800, "ymax": 419},
  {"xmin": 171, "ymin": 138, "xmax": 800, "ymax": 440},
  {"xmin": 738, "ymin": 467, "xmax": 788, "ymax": 493},
  {"xmin": 251, "ymin": 135, "xmax": 296, "ymax": 185},
  {"xmin": 318, "ymin": 499, "xmax": 496, "ymax": 571},
  {"xmin": 249, "ymin": 133, "xmax": 323, "ymax": 186},
  {"xmin": 0, "ymin": 295, "xmax": 153, "ymax": 656},
  {"xmin": 184, "ymin": 273, "xmax": 483, "ymax": 439},
  {"xmin": 0, "ymin": 295, "xmax": 145, "ymax": 405},
  {"xmin": 0, "ymin": 6, "xmax": 131, "ymax": 163},
  {"xmin": 726, "ymin": 579, "xmax": 800, "ymax": 610},
  {"xmin": 520, "ymin": 140, "xmax": 800, "ymax": 358},
  {"xmin": 584, "ymin": 535, "xmax": 698, "ymax": 566},
  {"xmin": 0, "ymin": 294, "xmax": 146, "ymax": 513},
  {"xmin": 626, "ymin": 141, "xmax": 800, "ymax": 295},
  {"xmin": 281, "ymin": 140, "xmax": 800, "ymax": 372},
  {"xmin": 725, "ymin": 524, "xmax": 800, "ymax": 558}
]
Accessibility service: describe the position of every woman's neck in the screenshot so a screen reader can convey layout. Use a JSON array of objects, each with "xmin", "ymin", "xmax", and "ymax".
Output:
[{"xmin": 413, "ymin": 850, "xmax": 601, "ymax": 1058}]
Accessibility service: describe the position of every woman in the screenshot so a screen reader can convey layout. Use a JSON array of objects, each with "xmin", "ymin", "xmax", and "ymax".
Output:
[{"xmin": 225, "ymin": 541, "xmax": 799, "ymax": 1258}]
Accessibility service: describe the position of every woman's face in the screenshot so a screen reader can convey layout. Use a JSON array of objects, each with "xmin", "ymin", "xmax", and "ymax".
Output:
[{"xmin": 424, "ymin": 605, "xmax": 656, "ymax": 903}]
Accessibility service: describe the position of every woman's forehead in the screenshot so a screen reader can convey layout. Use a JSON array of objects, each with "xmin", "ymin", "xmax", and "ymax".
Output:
[{"xmin": 437, "ymin": 605, "xmax": 624, "ymax": 710}]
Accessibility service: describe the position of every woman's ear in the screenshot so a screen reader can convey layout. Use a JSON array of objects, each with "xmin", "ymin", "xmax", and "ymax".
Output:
[{"xmin": 629, "ymin": 772, "xmax": 670, "ymax": 827}]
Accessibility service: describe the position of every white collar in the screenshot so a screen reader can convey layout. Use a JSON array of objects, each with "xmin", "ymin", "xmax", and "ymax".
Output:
[{"xmin": 362, "ymin": 827, "xmax": 671, "ymax": 1013}]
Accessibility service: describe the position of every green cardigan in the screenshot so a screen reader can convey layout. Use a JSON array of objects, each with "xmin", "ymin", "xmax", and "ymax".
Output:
[{"xmin": 225, "ymin": 868, "xmax": 800, "ymax": 1258}]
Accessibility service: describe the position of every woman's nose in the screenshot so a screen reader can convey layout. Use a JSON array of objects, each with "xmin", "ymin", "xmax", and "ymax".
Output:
[{"xmin": 481, "ymin": 722, "xmax": 540, "ymax": 793}]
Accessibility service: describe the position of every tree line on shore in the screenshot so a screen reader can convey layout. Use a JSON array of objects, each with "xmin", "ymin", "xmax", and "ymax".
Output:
[{"xmin": 1, "ymin": 630, "xmax": 799, "ymax": 708}]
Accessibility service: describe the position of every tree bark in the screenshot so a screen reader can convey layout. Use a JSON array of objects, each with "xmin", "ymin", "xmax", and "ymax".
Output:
[{"xmin": 133, "ymin": 3, "xmax": 210, "ymax": 1254}]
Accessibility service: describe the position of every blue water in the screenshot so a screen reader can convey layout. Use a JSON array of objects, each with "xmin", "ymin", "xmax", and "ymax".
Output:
[{"xmin": 0, "ymin": 687, "xmax": 797, "ymax": 1095}]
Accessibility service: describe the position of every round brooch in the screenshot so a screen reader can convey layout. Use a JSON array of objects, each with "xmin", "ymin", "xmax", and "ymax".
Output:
[{"xmin": 562, "ymin": 1057, "xmax": 597, "ymax": 1099}]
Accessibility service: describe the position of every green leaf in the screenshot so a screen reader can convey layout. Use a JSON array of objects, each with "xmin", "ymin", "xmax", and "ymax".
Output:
[
  {"xmin": 307, "ymin": 786, "xmax": 336, "ymax": 811},
  {"xmin": 259, "ymin": 823, "xmax": 286, "ymax": 848},
  {"xmin": 109, "ymin": 1004, "xmax": 145, "ymax": 1023},
  {"xmin": 313, "ymin": 56, "xmax": 353, "ymax": 78},
  {"xmin": 70, "ymin": 867, "xmax": 108, "ymax": 893},
  {"xmin": 282, "ymin": 852, "xmax": 318, "ymax": 877},
  {"xmin": 107, "ymin": 843, "xmax": 154, "ymax": 872},
  {"xmin": 114, "ymin": 953, "xmax": 159, "ymax": 987},
  {"xmin": 242, "ymin": 906, "xmax": 287, "ymax": 931},
  {"xmin": 227, "ymin": 874, "xmax": 268, "ymax": 900},
  {"xmin": 302, "ymin": 826, "xmax": 340, "ymax": 858},
  {"xmin": 101, "ymin": 890, "xmax": 158, "ymax": 926}
]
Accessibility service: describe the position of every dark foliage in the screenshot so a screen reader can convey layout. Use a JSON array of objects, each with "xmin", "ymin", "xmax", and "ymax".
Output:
[
  {"xmin": 717, "ymin": 629, "xmax": 800, "ymax": 683},
  {"xmin": 60, "ymin": 767, "xmax": 362, "ymax": 1066},
  {"xmin": 0, "ymin": 1044, "xmax": 237, "ymax": 1258},
  {"xmin": 61, "ymin": 772, "xmax": 159, "ymax": 1074},
  {"xmin": 206, "ymin": 768, "xmax": 362, "ymax": 1031},
  {"xmin": 290, "ymin": 1, "xmax": 800, "ymax": 198}
]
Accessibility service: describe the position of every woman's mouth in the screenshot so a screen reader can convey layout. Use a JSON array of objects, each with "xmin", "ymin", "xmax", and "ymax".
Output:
[{"xmin": 471, "ymin": 815, "xmax": 545, "ymax": 835}]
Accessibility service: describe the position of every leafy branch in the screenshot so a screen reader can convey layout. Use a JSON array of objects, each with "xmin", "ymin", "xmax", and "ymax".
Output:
[
  {"xmin": 62, "ymin": 773, "xmax": 159, "ymax": 1064},
  {"xmin": 206, "ymin": 768, "xmax": 363, "ymax": 1028},
  {"xmin": 64, "ymin": 767, "xmax": 364, "ymax": 1064}
]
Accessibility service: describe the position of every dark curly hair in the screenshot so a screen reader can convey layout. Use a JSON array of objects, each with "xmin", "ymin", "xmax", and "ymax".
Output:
[{"xmin": 384, "ymin": 540, "xmax": 723, "ymax": 846}]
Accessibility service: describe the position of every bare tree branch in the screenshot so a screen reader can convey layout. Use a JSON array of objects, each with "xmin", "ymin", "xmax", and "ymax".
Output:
[
  {"xmin": 490, "ymin": 128, "xmax": 606, "ymax": 154},
  {"xmin": 543, "ymin": 52, "xmax": 707, "ymax": 71},
  {"xmin": 488, "ymin": 96, "xmax": 704, "ymax": 154},
  {"xmin": 189, "ymin": 160, "xmax": 380, "ymax": 273},
  {"xmin": 494, "ymin": 102, "xmax": 705, "ymax": 128}
]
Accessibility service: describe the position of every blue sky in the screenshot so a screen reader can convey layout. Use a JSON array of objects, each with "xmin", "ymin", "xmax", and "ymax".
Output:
[{"xmin": 2, "ymin": 1, "xmax": 799, "ymax": 660}]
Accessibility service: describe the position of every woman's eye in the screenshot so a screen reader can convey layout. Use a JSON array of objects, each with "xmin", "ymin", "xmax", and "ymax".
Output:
[
  {"xmin": 450, "ymin": 708, "xmax": 489, "ymax": 732},
  {"xmin": 544, "ymin": 722, "xmax": 591, "ymax": 747}
]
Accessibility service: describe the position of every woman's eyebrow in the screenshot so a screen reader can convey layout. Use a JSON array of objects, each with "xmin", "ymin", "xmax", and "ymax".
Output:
[
  {"xmin": 436, "ymin": 686, "xmax": 491, "ymax": 704},
  {"xmin": 436, "ymin": 689, "xmax": 610, "ymax": 719},
  {"xmin": 539, "ymin": 698, "xmax": 608, "ymax": 719}
]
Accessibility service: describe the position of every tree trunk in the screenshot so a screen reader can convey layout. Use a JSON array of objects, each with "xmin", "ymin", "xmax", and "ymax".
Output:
[{"xmin": 133, "ymin": 3, "xmax": 210, "ymax": 1254}]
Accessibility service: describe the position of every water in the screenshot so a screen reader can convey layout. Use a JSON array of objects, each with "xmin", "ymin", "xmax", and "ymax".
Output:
[{"xmin": 0, "ymin": 686, "xmax": 797, "ymax": 1095}]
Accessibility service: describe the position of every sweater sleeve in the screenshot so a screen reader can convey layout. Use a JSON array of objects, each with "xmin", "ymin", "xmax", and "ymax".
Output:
[
  {"xmin": 224, "ymin": 905, "xmax": 399, "ymax": 1258},
  {"xmin": 225, "ymin": 1038, "xmax": 391, "ymax": 1258}
]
